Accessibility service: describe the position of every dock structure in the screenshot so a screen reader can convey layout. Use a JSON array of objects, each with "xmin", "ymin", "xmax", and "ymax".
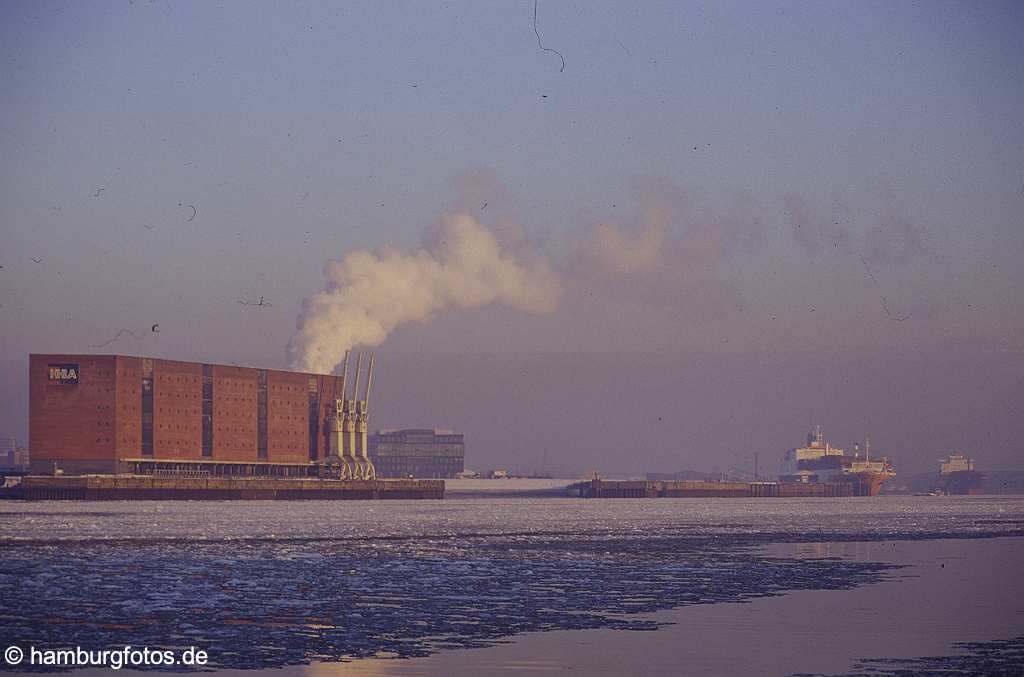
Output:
[
  {"xmin": 7, "ymin": 475, "xmax": 443, "ymax": 501},
  {"xmin": 569, "ymin": 479, "xmax": 854, "ymax": 499}
]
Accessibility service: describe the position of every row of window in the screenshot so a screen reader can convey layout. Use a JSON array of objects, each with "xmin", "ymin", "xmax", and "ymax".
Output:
[
  {"xmin": 96, "ymin": 366, "xmax": 321, "ymax": 460},
  {"xmin": 375, "ymin": 459, "xmax": 465, "ymax": 466},
  {"xmin": 374, "ymin": 447, "xmax": 465, "ymax": 457},
  {"xmin": 377, "ymin": 437, "xmax": 464, "ymax": 445},
  {"xmin": 118, "ymin": 372, "xmax": 313, "ymax": 387},
  {"xmin": 118, "ymin": 422, "xmax": 305, "ymax": 434},
  {"xmin": 121, "ymin": 438, "xmax": 307, "ymax": 453},
  {"xmin": 201, "ymin": 365, "xmax": 212, "ymax": 457},
  {"xmin": 257, "ymin": 370, "xmax": 268, "ymax": 460},
  {"xmin": 122, "ymin": 406, "xmax": 303, "ymax": 418}
]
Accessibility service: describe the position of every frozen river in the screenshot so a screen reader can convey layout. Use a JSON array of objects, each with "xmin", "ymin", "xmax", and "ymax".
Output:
[{"xmin": 1, "ymin": 496, "xmax": 1022, "ymax": 674}]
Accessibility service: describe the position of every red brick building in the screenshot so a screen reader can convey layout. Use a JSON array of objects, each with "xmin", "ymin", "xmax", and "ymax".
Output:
[{"xmin": 29, "ymin": 354, "xmax": 352, "ymax": 476}]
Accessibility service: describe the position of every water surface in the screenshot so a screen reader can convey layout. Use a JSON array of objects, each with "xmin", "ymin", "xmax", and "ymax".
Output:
[{"xmin": 1, "ymin": 496, "xmax": 1021, "ymax": 672}]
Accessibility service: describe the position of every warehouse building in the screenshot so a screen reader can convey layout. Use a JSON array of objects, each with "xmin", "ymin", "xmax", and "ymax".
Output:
[
  {"xmin": 369, "ymin": 429, "xmax": 465, "ymax": 479},
  {"xmin": 28, "ymin": 353, "xmax": 376, "ymax": 478}
]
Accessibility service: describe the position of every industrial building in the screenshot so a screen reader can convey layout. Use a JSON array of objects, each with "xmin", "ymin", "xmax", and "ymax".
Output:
[
  {"xmin": 28, "ymin": 352, "xmax": 378, "ymax": 478},
  {"xmin": 368, "ymin": 429, "xmax": 465, "ymax": 479}
]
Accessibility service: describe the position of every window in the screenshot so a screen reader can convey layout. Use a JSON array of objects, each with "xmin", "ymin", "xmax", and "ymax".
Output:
[
  {"xmin": 141, "ymin": 360, "xmax": 153, "ymax": 456},
  {"xmin": 202, "ymin": 364, "xmax": 213, "ymax": 457},
  {"xmin": 308, "ymin": 389, "xmax": 320, "ymax": 460}
]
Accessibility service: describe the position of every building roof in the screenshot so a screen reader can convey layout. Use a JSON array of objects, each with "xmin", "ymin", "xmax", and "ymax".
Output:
[{"xmin": 30, "ymin": 353, "xmax": 333, "ymax": 377}]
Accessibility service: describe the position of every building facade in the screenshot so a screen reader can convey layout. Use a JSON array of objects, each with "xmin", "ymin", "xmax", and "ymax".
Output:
[
  {"xmin": 28, "ymin": 353, "xmax": 374, "ymax": 476},
  {"xmin": 368, "ymin": 429, "xmax": 465, "ymax": 479}
]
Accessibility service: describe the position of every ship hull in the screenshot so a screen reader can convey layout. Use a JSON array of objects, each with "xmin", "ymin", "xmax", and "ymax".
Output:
[
  {"xmin": 780, "ymin": 429, "xmax": 895, "ymax": 497},
  {"xmin": 832, "ymin": 471, "xmax": 889, "ymax": 497},
  {"xmin": 940, "ymin": 470, "xmax": 985, "ymax": 495}
]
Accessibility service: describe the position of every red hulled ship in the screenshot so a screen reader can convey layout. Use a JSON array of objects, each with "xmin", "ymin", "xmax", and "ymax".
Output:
[{"xmin": 779, "ymin": 427, "xmax": 895, "ymax": 497}]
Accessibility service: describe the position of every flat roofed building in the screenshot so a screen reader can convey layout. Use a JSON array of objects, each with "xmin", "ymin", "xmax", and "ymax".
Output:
[
  {"xmin": 369, "ymin": 428, "xmax": 465, "ymax": 479},
  {"xmin": 28, "ymin": 354, "xmax": 353, "ymax": 475}
]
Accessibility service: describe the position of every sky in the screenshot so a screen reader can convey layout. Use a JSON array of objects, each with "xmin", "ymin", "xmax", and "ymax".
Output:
[{"xmin": 1, "ymin": 1, "xmax": 1022, "ymax": 475}]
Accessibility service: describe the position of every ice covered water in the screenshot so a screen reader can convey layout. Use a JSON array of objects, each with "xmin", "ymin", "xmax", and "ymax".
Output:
[{"xmin": 0, "ymin": 497, "xmax": 1021, "ymax": 670}]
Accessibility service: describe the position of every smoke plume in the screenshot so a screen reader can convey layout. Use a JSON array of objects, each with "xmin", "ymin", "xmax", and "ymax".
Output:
[
  {"xmin": 289, "ymin": 213, "xmax": 560, "ymax": 374},
  {"xmin": 585, "ymin": 221, "xmax": 665, "ymax": 274}
]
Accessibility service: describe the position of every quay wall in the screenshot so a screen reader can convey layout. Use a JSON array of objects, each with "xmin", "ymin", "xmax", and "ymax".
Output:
[
  {"xmin": 569, "ymin": 479, "xmax": 855, "ymax": 498},
  {"xmin": 8, "ymin": 475, "xmax": 443, "ymax": 500}
]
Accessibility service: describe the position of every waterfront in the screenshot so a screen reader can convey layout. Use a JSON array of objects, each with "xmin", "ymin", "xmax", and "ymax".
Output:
[{"xmin": 1, "ymin": 496, "xmax": 1022, "ymax": 675}]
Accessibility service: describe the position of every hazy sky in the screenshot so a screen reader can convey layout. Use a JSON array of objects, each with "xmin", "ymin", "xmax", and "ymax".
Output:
[{"xmin": 2, "ymin": 1, "xmax": 1022, "ymax": 474}]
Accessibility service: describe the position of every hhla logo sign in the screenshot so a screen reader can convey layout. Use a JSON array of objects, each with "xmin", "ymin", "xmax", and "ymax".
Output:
[{"xmin": 47, "ymin": 364, "xmax": 80, "ymax": 384}]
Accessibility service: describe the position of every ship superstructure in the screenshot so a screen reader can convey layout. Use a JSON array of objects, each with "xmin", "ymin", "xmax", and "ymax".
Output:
[
  {"xmin": 779, "ymin": 426, "xmax": 895, "ymax": 496},
  {"xmin": 937, "ymin": 453, "xmax": 983, "ymax": 495}
]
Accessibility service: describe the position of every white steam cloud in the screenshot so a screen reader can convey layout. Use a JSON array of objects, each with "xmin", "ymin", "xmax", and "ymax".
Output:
[
  {"xmin": 585, "ymin": 221, "xmax": 665, "ymax": 274},
  {"xmin": 289, "ymin": 213, "xmax": 561, "ymax": 374},
  {"xmin": 289, "ymin": 174, "xmax": 751, "ymax": 373}
]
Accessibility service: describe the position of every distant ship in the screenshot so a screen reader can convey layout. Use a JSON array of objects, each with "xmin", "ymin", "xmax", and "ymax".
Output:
[
  {"xmin": 779, "ymin": 427, "xmax": 895, "ymax": 496},
  {"xmin": 937, "ymin": 453, "xmax": 985, "ymax": 495}
]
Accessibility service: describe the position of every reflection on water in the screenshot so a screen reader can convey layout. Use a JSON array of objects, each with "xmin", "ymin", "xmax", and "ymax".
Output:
[
  {"xmin": 0, "ymin": 497, "xmax": 1022, "ymax": 672},
  {"xmin": 791, "ymin": 540, "xmax": 879, "ymax": 560},
  {"xmin": 302, "ymin": 657, "xmax": 570, "ymax": 677},
  {"xmin": 295, "ymin": 538, "xmax": 1024, "ymax": 677}
]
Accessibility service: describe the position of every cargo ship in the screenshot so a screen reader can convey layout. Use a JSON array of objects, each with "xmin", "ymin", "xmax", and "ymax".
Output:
[
  {"xmin": 778, "ymin": 427, "xmax": 895, "ymax": 496},
  {"xmin": 937, "ymin": 453, "xmax": 985, "ymax": 495}
]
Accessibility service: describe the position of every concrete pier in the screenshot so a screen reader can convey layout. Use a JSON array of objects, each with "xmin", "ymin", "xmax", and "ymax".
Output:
[
  {"xmin": 568, "ymin": 479, "xmax": 855, "ymax": 498},
  {"xmin": 4, "ymin": 475, "xmax": 444, "ymax": 500}
]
